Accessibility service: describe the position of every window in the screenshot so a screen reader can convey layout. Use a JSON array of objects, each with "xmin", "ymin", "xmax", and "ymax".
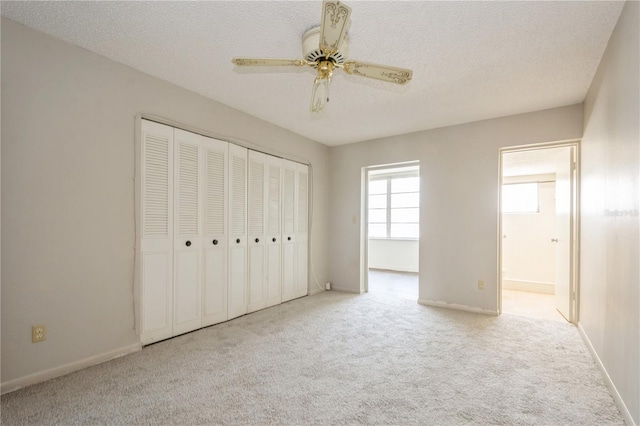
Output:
[
  {"xmin": 502, "ymin": 182, "xmax": 539, "ymax": 213},
  {"xmin": 368, "ymin": 167, "xmax": 420, "ymax": 239}
]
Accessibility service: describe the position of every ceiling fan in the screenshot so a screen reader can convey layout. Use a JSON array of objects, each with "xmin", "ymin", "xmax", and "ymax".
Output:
[{"xmin": 231, "ymin": 0, "xmax": 413, "ymax": 113}]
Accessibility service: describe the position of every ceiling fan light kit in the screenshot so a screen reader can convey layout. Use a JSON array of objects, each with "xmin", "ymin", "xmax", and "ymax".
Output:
[{"xmin": 231, "ymin": 0, "xmax": 413, "ymax": 113}]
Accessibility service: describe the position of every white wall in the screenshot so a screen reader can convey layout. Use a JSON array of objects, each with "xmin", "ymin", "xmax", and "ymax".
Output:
[
  {"xmin": 329, "ymin": 105, "xmax": 583, "ymax": 311},
  {"xmin": 580, "ymin": 1, "xmax": 639, "ymax": 423},
  {"xmin": 502, "ymin": 178, "xmax": 556, "ymax": 293},
  {"xmin": 368, "ymin": 239, "xmax": 419, "ymax": 272},
  {"xmin": 1, "ymin": 18, "xmax": 330, "ymax": 388}
]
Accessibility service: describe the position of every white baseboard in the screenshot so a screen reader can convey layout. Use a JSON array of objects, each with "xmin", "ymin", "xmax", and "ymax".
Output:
[
  {"xmin": 418, "ymin": 299, "xmax": 499, "ymax": 316},
  {"xmin": 369, "ymin": 265, "xmax": 419, "ymax": 273},
  {"xmin": 1, "ymin": 342, "xmax": 142, "ymax": 395},
  {"xmin": 578, "ymin": 323, "xmax": 635, "ymax": 425},
  {"xmin": 503, "ymin": 279, "xmax": 555, "ymax": 294},
  {"xmin": 330, "ymin": 286, "xmax": 362, "ymax": 294},
  {"xmin": 309, "ymin": 287, "xmax": 324, "ymax": 296}
]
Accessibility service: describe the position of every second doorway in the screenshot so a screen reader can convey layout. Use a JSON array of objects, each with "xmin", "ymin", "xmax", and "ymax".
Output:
[{"xmin": 500, "ymin": 144, "xmax": 578, "ymax": 322}]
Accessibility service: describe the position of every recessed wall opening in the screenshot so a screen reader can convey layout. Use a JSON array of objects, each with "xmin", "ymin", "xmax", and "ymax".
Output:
[
  {"xmin": 362, "ymin": 162, "xmax": 420, "ymax": 300},
  {"xmin": 499, "ymin": 144, "xmax": 579, "ymax": 323}
]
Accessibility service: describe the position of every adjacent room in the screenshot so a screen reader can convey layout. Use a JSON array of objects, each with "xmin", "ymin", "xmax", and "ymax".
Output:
[
  {"xmin": 500, "ymin": 146, "xmax": 576, "ymax": 323},
  {"xmin": 1, "ymin": 1, "xmax": 638, "ymax": 424},
  {"xmin": 367, "ymin": 163, "xmax": 420, "ymax": 300}
]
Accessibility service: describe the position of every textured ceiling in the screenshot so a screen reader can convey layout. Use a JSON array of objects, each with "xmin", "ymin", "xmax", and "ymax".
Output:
[{"xmin": 1, "ymin": 1, "xmax": 624, "ymax": 146}]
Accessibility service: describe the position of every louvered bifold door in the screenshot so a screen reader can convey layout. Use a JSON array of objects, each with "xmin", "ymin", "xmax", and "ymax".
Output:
[
  {"xmin": 294, "ymin": 163, "xmax": 309, "ymax": 298},
  {"xmin": 247, "ymin": 151, "xmax": 267, "ymax": 313},
  {"xmin": 265, "ymin": 155, "xmax": 283, "ymax": 308},
  {"xmin": 202, "ymin": 136, "xmax": 228, "ymax": 327},
  {"xmin": 281, "ymin": 159, "xmax": 297, "ymax": 303},
  {"xmin": 139, "ymin": 120, "xmax": 174, "ymax": 345},
  {"xmin": 173, "ymin": 129, "xmax": 203, "ymax": 336},
  {"xmin": 228, "ymin": 144, "xmax": 248, "ymax": 320}
]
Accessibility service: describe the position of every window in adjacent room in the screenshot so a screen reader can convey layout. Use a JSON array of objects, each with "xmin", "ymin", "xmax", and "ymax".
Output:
[
  {"xmin": 368, "ymin": 166, "xmax": 420, "ymax": 239},
  {"xmin": 502, "ymin": 182, "xmax": 539, "ymax": 213}
]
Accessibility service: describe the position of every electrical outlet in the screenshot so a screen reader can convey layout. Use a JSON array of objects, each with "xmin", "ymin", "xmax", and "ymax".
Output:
[
  {"xmin": 477, "ymin": 280, "xmax": 485, "ymax": 290},
  {"xmin": 32, "ymin": 325, "xmax": 46, "ymax": 343}
]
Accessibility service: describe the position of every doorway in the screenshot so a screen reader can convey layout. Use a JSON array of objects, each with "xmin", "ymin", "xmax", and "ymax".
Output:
[
  {"xmin": 499, "ymin": 143, "xmax": 579, "ymax": 323},
  {"xmin": 362, "ymin": 162, "xmax": 420, "ymax": 300}
]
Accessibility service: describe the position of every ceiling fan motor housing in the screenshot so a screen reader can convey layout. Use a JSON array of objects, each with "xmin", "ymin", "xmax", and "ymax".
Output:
[{"xmin": 302, "ymin": 27, "xmax": 349, "ymax": 67}]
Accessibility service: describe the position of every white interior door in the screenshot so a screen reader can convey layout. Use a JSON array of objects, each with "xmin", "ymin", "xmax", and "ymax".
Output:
[
  {"xmin": 554, "ymin": 146, "xmax": 574, "ymax": 321},
  {"xmin": 294, "ymin": 163, "xmax": 309, "ymax": 298},
  {"xmin": 228, "ymin": 144, "xmax": 248, "ymax": 319},
  {"xmin": 173, "ymin": 129, "xmax": 202, "ymax": 336},
  {"xmin": 247, "ymin": 151, "xmax": 267, "ymax": 313},
  {"xmin": 265, "ymin": 156, "xmax": 283, "ymax": 308},
  {"xmin": 139, "ymin": 120, "xmax": 174, "ymax": 344},
  {"xmin": 281, "ymin": 160, "xmax": 297, "ymax": 302},
  {"xmin": 202, "ymin": 136, "xmax": 228, "ymax": 326}
]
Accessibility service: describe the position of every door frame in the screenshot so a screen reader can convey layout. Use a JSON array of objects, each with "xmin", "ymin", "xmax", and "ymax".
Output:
[{"xmin": 497, "ymin": 140, "xmax": 580, "ymax": 323}]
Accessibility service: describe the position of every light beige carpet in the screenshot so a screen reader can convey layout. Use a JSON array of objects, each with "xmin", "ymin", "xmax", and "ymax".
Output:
[{"xmin": 1, "ymin": 290, "xmax": 624, "ymax": 425}]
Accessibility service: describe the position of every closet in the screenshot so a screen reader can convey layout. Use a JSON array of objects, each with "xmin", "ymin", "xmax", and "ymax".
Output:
[{"xmin": 136, "ymin": 119, "xmax": 308, "ymax": 345}]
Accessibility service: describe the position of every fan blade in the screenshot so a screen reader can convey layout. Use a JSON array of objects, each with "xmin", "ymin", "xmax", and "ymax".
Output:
[
  {"xmin": 343, "ymin": 61, "xmax": 413, "ymax": 85},
  {"xmin": 232, "ymin": 58, "xmax": 307, "ymax": 67},
  {"xmin": 319, "ymin": 0, "xmax": 352, "ymax": 55},
  {"xmin": 310, "ymin": 76, "xmax": 330, "ymax": 113}
]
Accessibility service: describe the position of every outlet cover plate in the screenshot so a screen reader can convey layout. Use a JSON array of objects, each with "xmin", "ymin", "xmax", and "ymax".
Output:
[{"xmin": 32, "ymin": 325, "xmax": 46, "ymax": 343}]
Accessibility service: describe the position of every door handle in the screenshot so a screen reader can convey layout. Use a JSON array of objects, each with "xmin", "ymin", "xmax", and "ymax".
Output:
[
  {"xmin": 255, "ymin": 238, "xmax": 259, "ymax": 243},
  {"xmin": 212, "ymin": 239, "xmax": 218, "ymax": 245},
  {"xmin": 551, "ymin": 238, "xmax": 558, "ymax": 243},
  {"xmin": 185, "ymin": 240, "xmax": 191, "ymax": 247},
  {"xmin": 288, "ymin": 236, "xmax": 291, "ymax": 241},
  {"xmin": 236, "ymin": 238, "xmax": 241, "ymax": 244},
  {"xmin": 272, "ymin": 237, "xmax": 276, "ymax": 242}
]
